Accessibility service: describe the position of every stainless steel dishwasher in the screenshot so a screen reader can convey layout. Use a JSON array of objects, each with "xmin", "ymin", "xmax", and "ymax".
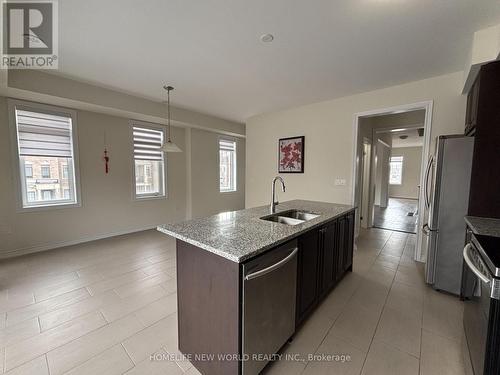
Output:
[{"xmin": 242, "ymin": 239, "xmax": 298, "ymax": 375}]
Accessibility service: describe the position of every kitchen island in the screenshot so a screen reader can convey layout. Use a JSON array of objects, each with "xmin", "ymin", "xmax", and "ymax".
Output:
[{"xmin": 157, "ymin": 200, "xmax": 356, "ymax": 375}]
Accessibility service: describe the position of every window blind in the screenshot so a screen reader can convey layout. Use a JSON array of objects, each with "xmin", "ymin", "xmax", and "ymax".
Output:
[
  {"xmin": 133, "ymin": 126, "xmax": 163, "ymax": 161},
  {"xmin": 16, "ymin": 109, "xmax": 73, "ymax": 158},
  {"xmin": 219, "ymin": 139, "xmax": 236, "ymax": 151}
]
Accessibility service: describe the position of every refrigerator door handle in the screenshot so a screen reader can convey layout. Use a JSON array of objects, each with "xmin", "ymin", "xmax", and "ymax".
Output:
[
  {"xmin": 422, "ymin": 223, "xmax": 437, "ymax": 236},
  {"xmin": 423, "ymin": 223, "xmax": 430, "ymax": 235},
  {"xmin": 424, "ymin": 155, "xmax": 434, "ymax": 209}
]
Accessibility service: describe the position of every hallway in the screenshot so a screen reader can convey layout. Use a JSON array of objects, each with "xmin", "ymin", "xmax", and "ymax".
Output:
[{"xmin": 373, "ymin": 198, "xmax": 419, "ymax": 233}]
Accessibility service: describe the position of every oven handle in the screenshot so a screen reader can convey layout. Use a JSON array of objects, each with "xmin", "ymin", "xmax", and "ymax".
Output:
[
  {"xmin": 463, "ymin": 244, "xmax": 490, "ymax": 284},
  {"xmin": 245, "ymin": 248, "xmax": 298, "ymax": 281}
]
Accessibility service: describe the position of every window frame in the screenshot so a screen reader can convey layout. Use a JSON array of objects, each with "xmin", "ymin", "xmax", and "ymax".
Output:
[
  {"xmin": 389, "ymin": 155, "xmax": 404, "ymax": 185},
  {"xmin": 8, "ymin": 99, "xmax": 82, "ymax": 212},
  {"xmin": 130, "ymin": 121, "xmax": 167, "ymax": 201},
  {"xmin": 218, "ymin": 137, "xmax": 237, "ymax": 193}
]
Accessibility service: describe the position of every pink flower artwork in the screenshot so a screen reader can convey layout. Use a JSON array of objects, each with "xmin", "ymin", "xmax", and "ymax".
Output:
[{"xmin": 279, "ymin": 136, "xmax": 304, "ymax": 173}]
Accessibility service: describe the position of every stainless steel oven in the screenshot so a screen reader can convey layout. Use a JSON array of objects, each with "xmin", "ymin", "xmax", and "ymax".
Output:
[{"xmin": 462, "ymin": 235, "xmax": 500, "ymax": 375}]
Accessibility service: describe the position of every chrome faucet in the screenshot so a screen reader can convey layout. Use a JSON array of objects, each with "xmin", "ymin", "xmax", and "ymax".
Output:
[{"xmin": 270, "ymin": 176, "xmax": 286, "ymax": 214}]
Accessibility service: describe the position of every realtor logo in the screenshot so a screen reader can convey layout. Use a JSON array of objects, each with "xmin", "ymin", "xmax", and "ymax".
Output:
[{"xmin": 1, "ymin": 0, "xmax": 58, "ymax": 69}]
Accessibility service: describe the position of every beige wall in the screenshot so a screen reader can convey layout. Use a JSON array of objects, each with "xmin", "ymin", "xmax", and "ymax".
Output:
[
  {"xmin": 389, "ymin": 147, "xmax": 423, "ymax": 199},
  {"xmin": 6, "ymin": 70, "xmax": 245, "ymax": 137},
  {"xmin": 246, "ymin": 71, "xmax": 466, "ymax": 209},
  {"xmin": 0, "ymin": 96, "xmax": 245, "ymax": 258},
  {"xmin": 189, "ymin": 129, "xmax": 246, "ymax": 218}
]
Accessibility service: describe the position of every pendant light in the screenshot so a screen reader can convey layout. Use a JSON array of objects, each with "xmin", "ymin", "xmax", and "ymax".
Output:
[{"xmin": 160, "ymin": 85, "xmax": 182, "ymax": 153}]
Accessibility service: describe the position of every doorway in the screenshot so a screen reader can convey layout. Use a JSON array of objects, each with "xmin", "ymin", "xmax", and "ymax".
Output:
[
  {"xmin": 352, "ymin": 101, "xmax": 433, "ymax": 262},
  {"xmin": 372, "ymin": 126, "xmax": 424, "ymax": 234}
]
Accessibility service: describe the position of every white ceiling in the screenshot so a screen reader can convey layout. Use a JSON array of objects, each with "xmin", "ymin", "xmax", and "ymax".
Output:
[
  {"xmin": 392, "ymin": 128, "xmax": 424, "ymax": 148},
  {"xmin": 56, "ymin": 0, "xmax": 500, "ymax": 122}
]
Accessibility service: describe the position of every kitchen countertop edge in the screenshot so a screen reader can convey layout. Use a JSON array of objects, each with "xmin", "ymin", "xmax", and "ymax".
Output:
[
  {"xmin": 157, "ymin": 200, "xmax": 356, "ymax": 263},
  {"xmin": 465, "ymin": 216, "xmax": 500, "ymax": 238}
]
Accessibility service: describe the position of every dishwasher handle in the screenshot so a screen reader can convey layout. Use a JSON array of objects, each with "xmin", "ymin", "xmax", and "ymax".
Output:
[{"xmin": 245, "ymin": 248, "xmax": 298, "ymax": 281}]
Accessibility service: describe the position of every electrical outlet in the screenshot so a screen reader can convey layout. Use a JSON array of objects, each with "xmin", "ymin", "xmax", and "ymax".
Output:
[{"xmin": 334, "ymin": 178, "xmax": 347, "ymax": 186}]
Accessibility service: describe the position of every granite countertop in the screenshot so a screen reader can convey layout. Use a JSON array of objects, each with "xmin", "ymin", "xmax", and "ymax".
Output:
[
  {"xmin": 157, "ymin": 199, "xmax": 356, "ymax": 263},
  {"xmin": 465, "ymin": 216, "xmax": 500, "ymax": 238}
]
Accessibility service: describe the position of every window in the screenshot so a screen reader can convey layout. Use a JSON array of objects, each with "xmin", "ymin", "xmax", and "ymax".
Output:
[
  {"xmin": 62, "ymin": 165, "xmax": 68, "ymax": 179},
  {"xmin": 27, "ymin": 191, "xmax": 36, "ymax": 202},
  {"xmin": 10, "ymin": 100, "xmax": 80, "ymax": 209},
  {"xmin": 41, "ymin": 189, "xmax": 55, "ymax": 200},
  {"xmin": 219, "ymin": 139, "xmax": 237, "ymax": 192},
  {"xmin": 132, "ymin": 125, "xmax": 165, "ymax": 198},
  {"xmin": 41, "ymin": 164, "xmax": 51, "ymax": 178},
  {"xmin": 25, "ymin": 164, "xmax": 33, "ymax": 178},
  {"xmin": 389, "ymin": 156, "xmax": 404, "ymax": 185}
]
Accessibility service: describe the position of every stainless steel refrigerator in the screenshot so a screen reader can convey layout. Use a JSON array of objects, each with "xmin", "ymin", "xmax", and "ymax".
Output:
[{"xmin": 423, "ymin": 135, "xmax": 474, "ymax": 295}]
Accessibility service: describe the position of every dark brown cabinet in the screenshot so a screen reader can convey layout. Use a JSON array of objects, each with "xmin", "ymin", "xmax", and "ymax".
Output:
[
  {"xmin": 320, "ymin": 221, "xmax": 337, "ymax": 295},
  {"xmin": 296, "ymin": 228, "xmax": 320, "ymax": 323},
  {"xmin": 467, "ymin": 60, "xmax": 500, "ymax": 219},
  {"xmin": 343, "ymin": 212, "xmax": 355, "ymax": 271},
  {"xmin": 296, "ymin": 210, "xmax": 355, "ymax": 326},
  {"xmin": 465, "ymin": 77, "xmax": 480, "ymax": 136}
]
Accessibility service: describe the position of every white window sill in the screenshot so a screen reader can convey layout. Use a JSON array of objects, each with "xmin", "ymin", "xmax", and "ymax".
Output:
[
  {"xmin": 18, "ymin": 201, "xmax": 81, "ymax": 213},
  {"xmin": 134, "ymin": 195, "xmax": 167, "ymax": 201}
]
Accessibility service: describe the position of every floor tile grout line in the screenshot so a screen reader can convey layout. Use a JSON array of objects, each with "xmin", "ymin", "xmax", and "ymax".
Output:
[
  {"xmin": 45, "ymin": 353, "xmax": 50, "ymax": 375},
  {"xmin": 3, "ymin": 286, "xmax": 92, "ymax": 315},
  {"xmin": 301, "ymin": 262, "xmax": 370, "ymax": 373},
  {"xmin": 9, "ymin": 271, "xmax": 175, "ymax": 336},
  {"xmin": 4, "ymin": 310, "xmax": 110, "ymax": 374},
  {"xmin": 32, "ymin": 309, "xmax": 177, "ymax": 375},
  {"xmin": 120, "ymin": 342, "xmax": 136, "ymax": 370},
  {"xmin": 420, "ymin": 327, "xmax": 466, "ymax": 347},
  {"xmin": 358, "ymin": 232, "xmax": 404, "ymax": 374},
  {"xmin": 52, "ymin": 311, "xmax": 177, "ymax": 371}
]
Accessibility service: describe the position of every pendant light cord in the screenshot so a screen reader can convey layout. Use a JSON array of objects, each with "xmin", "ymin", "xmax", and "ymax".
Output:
[
  {"xmin": 164, "ymin": 85, "xmax": 174, "ymax": 143},
  {"xmin": 167, "ymin": 88, "xmax": 171, "ymax": 142}
]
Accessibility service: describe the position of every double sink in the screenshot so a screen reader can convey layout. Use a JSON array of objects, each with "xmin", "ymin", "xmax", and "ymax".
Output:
[{"xmin": 260, "ymin": 209, "xmax": 320, "ymax": 226}]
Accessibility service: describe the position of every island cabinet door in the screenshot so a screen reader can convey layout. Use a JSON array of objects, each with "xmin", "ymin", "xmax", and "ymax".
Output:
[
  {"xmin": 343, "ymin": 212, "xmax": 355, "ymax": 271},
  {"xmin": 296, "ymin": 228, "xmax": 320, "ymax": 325},
  {"xmin": 336, "ymin": 216, "xmax": 346, "ymax": 276},
  {"xmin": 320, "ymin": 221, "xmax": 337, "ymax": 295}
]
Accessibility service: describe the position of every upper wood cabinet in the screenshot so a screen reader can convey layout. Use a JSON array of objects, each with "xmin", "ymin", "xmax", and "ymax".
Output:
[
  {"xmin": 465, "ymin": 77, "xmax": 480, "ymax": 136},
  {"xmin": 467, "ymin": 60, "xmax": 500, "ymax": 219}
]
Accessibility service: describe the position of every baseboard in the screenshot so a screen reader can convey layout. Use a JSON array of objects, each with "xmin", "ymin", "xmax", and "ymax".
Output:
[{"xmin": 0, "ymin": 224, "xmax": 159, "ymax": 260}]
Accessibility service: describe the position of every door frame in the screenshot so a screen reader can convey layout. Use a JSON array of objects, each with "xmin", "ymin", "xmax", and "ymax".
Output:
[
  {"xmin": 360, "ymin": 138, "xmax": 372, "ymax": 229},
  {"xmin": 351, "ymin": 101, "xmax": 434, "ymax": 262}
]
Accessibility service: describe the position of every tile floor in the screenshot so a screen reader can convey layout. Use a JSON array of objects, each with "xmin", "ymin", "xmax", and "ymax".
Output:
[
  {"xmin": 0, "ymin": 228, "xmax": 467, "ymax": 375},
  {"xmin": 373, "ymin": 198, "xmax": 419, "ymax": 233}
]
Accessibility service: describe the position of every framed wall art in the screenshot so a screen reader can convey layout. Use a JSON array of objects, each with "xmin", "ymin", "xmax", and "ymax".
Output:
[{"xmin": 278, "ymin": 136, "xmax": 304, "ymax": 173}]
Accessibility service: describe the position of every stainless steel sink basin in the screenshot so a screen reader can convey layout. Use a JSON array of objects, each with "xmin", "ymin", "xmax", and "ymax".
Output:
[
  {"xmin": 278, "ymin": 209, "xmax": 320, "ymax": 221},
  {"xmin": 260, "ymin": 210, "xmax": 320, "ymax": 226}
]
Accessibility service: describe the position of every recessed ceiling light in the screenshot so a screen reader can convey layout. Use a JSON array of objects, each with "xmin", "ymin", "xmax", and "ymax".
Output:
[{"xmin": 260, "ymin": 34, "xmax": 274, "ymax": 43}]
